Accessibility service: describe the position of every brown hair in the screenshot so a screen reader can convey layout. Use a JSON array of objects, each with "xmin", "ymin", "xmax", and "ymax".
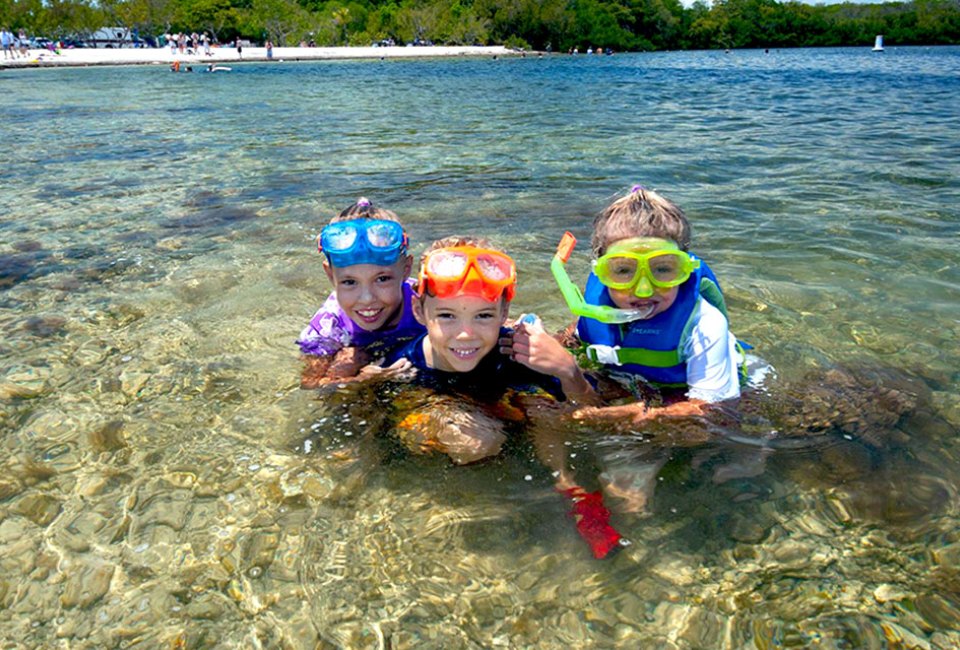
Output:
[
  {"xmin": 329, "ymin": 197, "xmax": 401, "ymax": 225},
  {"xmin": 591, "ymin": 186, "xmax": 691, "ymax": 256},
  {"xmin": 420, "ymin": 235, "xmax": 502, "ymax": 258}
]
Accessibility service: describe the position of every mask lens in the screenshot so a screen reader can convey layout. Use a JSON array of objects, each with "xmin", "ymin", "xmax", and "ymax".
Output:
[
  {"xmin": 599, "ymin": 256, "xmax": 639, "ymax": 288},
  {"xmin": 323, "ymin": 224, "xmax": 358, "ymax": 251},
  {"xmin": 648, "ymin": 253, "xmax": 683, "ymax": 284},
  {"xmin": 427, "ymin": 250, "xmax": 469, "ymax": 279},
  {"xmin": 476, "ymin": 254, "xmax": 511, "ymax": 281},
  {"xmin": 366, "ymin": 222, "xmax": 401, "ymax": 249}
]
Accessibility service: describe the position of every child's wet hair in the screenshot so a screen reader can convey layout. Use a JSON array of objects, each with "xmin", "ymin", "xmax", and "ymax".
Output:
[
  {"xmin": 420, "ymin": 235, "xmax": 503, "ymax": 258},
  {"xmin": 591, "ymin": 186, "xmax": 691, "ymax": 256},
  {"xmin": 330, "ymin": 197, "xmax": 401, "ymax": 225}
]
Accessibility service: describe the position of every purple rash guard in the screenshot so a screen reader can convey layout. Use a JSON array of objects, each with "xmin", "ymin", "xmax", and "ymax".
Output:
[{"xmin": 296, "ymin": 279, "xmax": 424, "ymax": 357}]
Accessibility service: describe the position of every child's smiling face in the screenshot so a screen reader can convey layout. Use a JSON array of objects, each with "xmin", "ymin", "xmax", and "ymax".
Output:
[
  {"xmin": 325, "ymin": 257, "xmax": 411, "ymax": 332},
  {"xmin": 602, "ymin": 238, "xmax": 680, "ymax": 319},
  {"xmin": 414, "ymin": 294, "xmax": 509, "ymax": 372}
]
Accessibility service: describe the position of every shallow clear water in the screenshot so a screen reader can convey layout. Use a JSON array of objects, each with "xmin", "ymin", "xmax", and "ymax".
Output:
[{"xmin": 2, "ymin": 47, "xmax": 959, "ymax": 648}]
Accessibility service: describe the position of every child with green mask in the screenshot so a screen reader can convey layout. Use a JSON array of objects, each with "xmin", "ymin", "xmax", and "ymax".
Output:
[{"xmin": 502, "ymin": 185, "xmax": 744, "ymax": 514}]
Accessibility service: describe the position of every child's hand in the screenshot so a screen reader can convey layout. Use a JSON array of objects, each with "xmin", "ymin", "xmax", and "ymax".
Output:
[
  {"xmin": 358, "ymin": 358, "xmax": 417, "ymax": 383},
  {"xmin": 500, "ymin": 315, "xmax": 598, "ymax": 404},
  {"xmin": 300, "ymin": 355, "xmax": 334, "ymax": 389},
  {"xmin": 500, "ymin": 315, "xmax": 569, "ymax": 375}
]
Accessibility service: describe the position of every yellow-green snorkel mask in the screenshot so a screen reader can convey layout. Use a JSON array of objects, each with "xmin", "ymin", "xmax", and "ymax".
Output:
[
  {"xmin": 551, "ymin": 233, "xmax": 650, "ymax": 324},
  {"xmin": 594, "ymin": 237, "xmax": 698, "ymax": 298}
]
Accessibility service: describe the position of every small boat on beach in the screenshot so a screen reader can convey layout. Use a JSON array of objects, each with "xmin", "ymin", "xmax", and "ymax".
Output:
[{"xmin": 873, "ymin": 35, "xmax": 884, "ymax": 52}]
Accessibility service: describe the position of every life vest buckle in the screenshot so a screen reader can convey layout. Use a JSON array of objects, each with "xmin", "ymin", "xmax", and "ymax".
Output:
[{"xmin": 586, "ymin": 344, "xmax": 622, "ymax": 366}]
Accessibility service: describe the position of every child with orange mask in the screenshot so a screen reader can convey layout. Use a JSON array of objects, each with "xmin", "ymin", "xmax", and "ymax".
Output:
[
  {"xmin": 385, "ymin": 237, "xmax": 626, "ymax": 559},
  {"xmin": 384, "ymin": 236, "xmax": 595, "ymax": 462}
]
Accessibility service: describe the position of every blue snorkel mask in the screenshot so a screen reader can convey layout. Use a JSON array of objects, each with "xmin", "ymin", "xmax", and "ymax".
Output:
[{"xmin": 318, "ymin": 218, "xmax": 408, "ymax": 267}]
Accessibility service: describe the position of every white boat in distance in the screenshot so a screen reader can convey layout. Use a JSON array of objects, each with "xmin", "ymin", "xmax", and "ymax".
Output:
[{"xmin": 873, "ymin": 35, "xmax": 885, "ymax": 52}]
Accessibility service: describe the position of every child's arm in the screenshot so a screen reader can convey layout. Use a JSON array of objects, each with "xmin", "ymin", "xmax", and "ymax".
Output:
[
  {"xmin": 298, "ymin": 298, "xmax": 372, "ymax": 388},
  {"xmin": 356, "ymin": 357, "xmax": 416, "ymax": 382},
  {"xmin": 574, "ymin": 302, "xmax": 741, "ymax": 426},
  {"xmin": 683, "ymin": 302, "xmax": 742, "ymax": 403},
  {"xmin": 300, "ymin": 347, "xmax": 370, "ymax": 388},
  {"xmin": 300, "ymin": 354, "xmax": 336, "ymax": 389},
  {"xmin": 301, "ymin": 348, "xmax": 416, "ymax": 389},
  {"xmin": 571, "ymin": 399, "xmax": 709, "ymax": 426},
  {"xmin": 499, "ymin": 317, "xmax": 599, "ymax": 405}
]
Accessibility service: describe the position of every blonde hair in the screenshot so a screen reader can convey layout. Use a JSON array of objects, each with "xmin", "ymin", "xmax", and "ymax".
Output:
[
  {"xmin": 329, "ymin": 197, "xmax": 402, "ymax": 225},
  {"xmin": 591, "ymin": 186, "xmax": 691, "ymax": 256}
]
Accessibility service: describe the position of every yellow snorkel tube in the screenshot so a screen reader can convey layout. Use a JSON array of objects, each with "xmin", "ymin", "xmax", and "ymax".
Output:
[{"xmin": 550, "ymin": 232, "xmax": 656, "ymax": 324}]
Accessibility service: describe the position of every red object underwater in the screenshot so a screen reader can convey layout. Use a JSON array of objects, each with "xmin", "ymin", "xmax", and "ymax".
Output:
[{"xmin": 563, "ymin": 487, "xmax": 628, "ymax": 559}]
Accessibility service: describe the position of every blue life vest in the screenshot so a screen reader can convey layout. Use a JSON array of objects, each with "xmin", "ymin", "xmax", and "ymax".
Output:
[{"xmin": 576, "ymin": 256, "xmax": 729, "ymax": 388}]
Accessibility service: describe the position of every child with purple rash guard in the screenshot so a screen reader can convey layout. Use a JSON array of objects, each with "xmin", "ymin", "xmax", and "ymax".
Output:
[{"xmin": 297, "ymin": 198, "xmax": 424, "ymax": 388}]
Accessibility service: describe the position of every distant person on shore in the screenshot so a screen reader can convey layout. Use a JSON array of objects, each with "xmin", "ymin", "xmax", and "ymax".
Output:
[
  {"xmin": 17, "ymin": 29, "xmax": 28, "ymax": 57},
  {"xmin": 202, "ymin": 33, "xmax": 211, "ymax": 56},
  {"xmin": 1, "ymin": 28, "xmax": 14, "ymax": 59},
  {"xmin": 266, "ymin": 39, "xmax": 273, "ymax": 60},
  {"xmin": 296, "ymin": 198, "xmax": 423, "ymax": 389},
  {"xmin": 235, "ymin": 37, "xmax": 242, "ymax": 59}
]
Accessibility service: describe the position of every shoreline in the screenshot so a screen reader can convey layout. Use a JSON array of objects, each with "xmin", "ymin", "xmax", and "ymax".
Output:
[{"xmin": 0, "ymin": 45, "xmax": 516, "ymax": 70}]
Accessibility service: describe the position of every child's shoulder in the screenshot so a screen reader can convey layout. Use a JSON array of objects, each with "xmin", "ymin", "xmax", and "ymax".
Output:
[
  {"xmin": 296, "ymin": 292, "xmax": 350, "ymax": 356},
  {"xmin": 691, "ymin": 298, "xmax": 730, "ymax": 336}
]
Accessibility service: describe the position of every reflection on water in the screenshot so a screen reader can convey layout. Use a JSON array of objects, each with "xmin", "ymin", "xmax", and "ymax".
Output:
[{"xmin": 2, "ymin": 47, "xmax": 960, "ymax": 647}]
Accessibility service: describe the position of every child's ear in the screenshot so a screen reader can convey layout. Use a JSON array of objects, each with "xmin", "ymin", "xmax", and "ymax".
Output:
[
  {"xmin": 412, "ymin": 297, "xmax": 427, "ymax": 325},
  {"xmin": 402, "ymin": 254, "xmax": 414, "ymax": 278},
  {"xmin": 323, "ymin": 260, "xmax": 335, "ymax": 284},
  {"xmin": 499, "ymin": 300, "xmax": 510, "ymax": 325}
]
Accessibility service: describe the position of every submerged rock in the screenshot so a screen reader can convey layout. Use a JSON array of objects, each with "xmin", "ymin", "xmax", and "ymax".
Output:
[
  {"xmin": 60, "ymin": 561, "xmax": 116, "ymax": 609},
  {"xmin": 746, "ymin": 365, "xmax": 924, "ymax": 448},
  {"xmin": 0, "ymin": 365, "xmax": 52, "ymax": 400},
  {"xmin": 0, "ymin": 251, "xmax": 51, "ymax": 290},
  {"xmin": 21, "ymin": 315, "xmax": 68, "ymax": 337}
]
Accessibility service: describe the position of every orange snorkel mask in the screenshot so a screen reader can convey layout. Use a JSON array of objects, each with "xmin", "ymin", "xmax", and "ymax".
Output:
[{"xmin": 417, "ymin": 246, "xmax": 517, "ymax": 302}]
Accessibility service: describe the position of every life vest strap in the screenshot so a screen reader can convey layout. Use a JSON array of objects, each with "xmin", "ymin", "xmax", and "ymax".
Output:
[{"xmin": 585, "ymin": 344, "xmax": 681, "ymax": 368}]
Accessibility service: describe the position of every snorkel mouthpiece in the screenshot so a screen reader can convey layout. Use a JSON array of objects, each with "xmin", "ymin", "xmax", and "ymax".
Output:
[{"xmin": 550, "ymin": 232, "xmax": 657, "ymax": 324}]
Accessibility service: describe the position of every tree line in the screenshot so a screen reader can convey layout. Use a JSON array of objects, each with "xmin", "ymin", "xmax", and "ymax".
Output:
[{"xmin": 2, "ymin": 0, "xmax": 958, "ymax": 51}]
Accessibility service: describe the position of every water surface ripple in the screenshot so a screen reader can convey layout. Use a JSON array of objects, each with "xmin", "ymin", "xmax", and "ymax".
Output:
[{"xmin": 2, "ymin": 47, "xmax": 959, "ymax": 648}]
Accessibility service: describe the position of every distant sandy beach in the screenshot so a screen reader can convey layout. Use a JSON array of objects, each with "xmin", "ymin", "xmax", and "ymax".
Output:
[{"xmin": 0, "ymin": 44, "xmax": 515, "ymax": 69}]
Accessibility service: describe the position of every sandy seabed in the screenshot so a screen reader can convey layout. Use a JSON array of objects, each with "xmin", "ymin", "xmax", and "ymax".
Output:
[{"xmin": 0, "ymin": 44, "xmax": 515, "ymax": 69}]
